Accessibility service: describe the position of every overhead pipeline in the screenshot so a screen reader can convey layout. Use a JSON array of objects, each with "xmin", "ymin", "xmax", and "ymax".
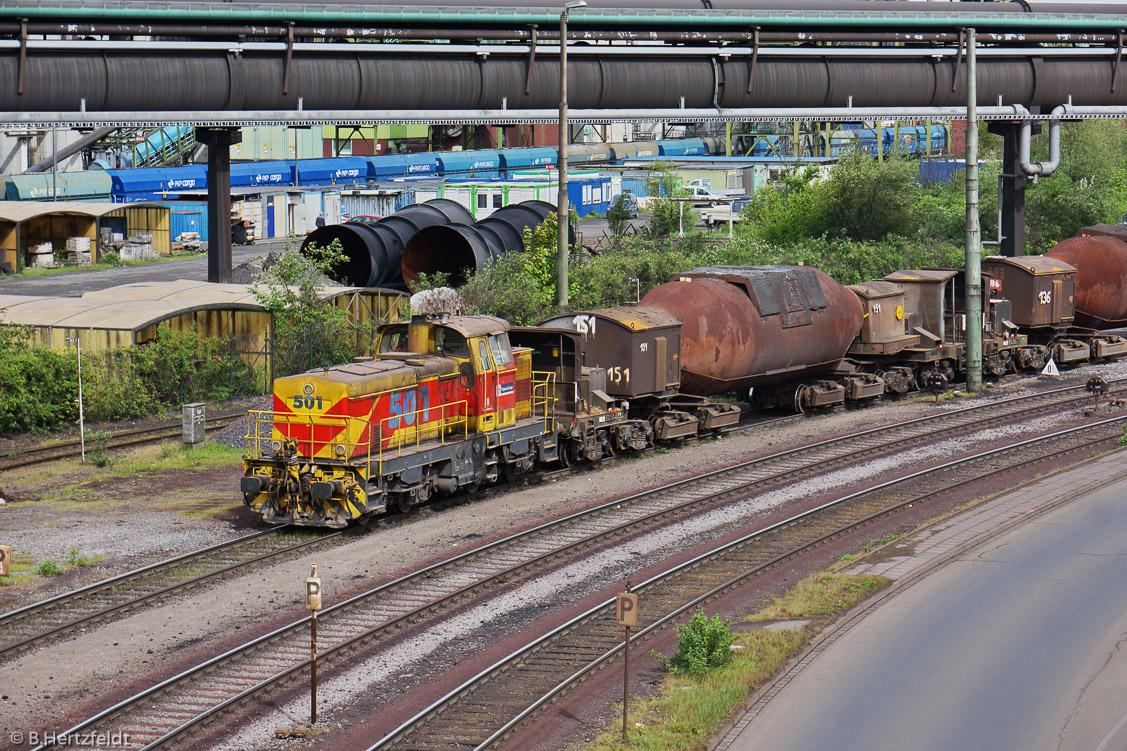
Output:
[
  {"xmin": 8, "ymin": 49, "xmax": 1127, "ymax": 114},
  {"xmin": 301, "ymin": 198, "xmax": 473, "ymax": 288},
  {"xmin": 12, "ymin": 0, "xmax": 1127, "ymax": 31},
  {"xmin": 401, "ymin": 200, "xmax": 563, "ymax": 287}
]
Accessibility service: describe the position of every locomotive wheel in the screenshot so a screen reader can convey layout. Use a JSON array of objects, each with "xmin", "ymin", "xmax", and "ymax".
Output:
[
  {"xmin": 558, "ymin": 440, "xmax": 573, "ymax": 468},
  {"xmin": 793, "ymin": 385, "xmax": 812, "ymax": 414},
  {"xmin": 599, "ymin": 429, "xmax": 615, "ymax": 458}
]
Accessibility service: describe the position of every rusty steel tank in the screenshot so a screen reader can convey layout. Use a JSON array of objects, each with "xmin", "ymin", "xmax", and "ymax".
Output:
[
  {"xmin": 638, "ymin": 265, "xmax": 864, "ymax": 396},
  {"xmin": 1046, "ymin": 232, "xmax": 1127, "ymax": 328}
]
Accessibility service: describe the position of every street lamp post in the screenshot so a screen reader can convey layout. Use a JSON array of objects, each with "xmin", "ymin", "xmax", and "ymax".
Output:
[
  {"xmin": 557, "ymin": 0, "xmax": 586, "ymax": 310},
  {"xmin": 65, "ymin": 336, "xmax": 85, "ymax": 462}
]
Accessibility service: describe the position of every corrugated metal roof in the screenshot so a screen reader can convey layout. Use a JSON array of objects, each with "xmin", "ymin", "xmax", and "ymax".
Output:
[
  {"xmin": 0, "ymin": 294, "xmax": 181, "ymax": 330},
  {"xmin": 1, "ymin": 280, "xmax": 404, "ymax": 333},
  {"xmin": 0, "ymin": 200, "xmax": 130, "ymax": 222}
]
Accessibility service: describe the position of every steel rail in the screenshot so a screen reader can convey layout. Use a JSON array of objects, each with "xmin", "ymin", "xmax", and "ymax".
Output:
[
  {"xmin": 35, "ymin": 378, "xmax": 1121, "ymax": 750},
  {"xmin": 0, "ymin": 526, "xmax": 342, "ymax": 660},
  {"xmin": 373, "ymin": 416, "xmax": 1124, "ymax": 750},
  {"xmin": 0, "ymin": 523, "xmax": 347, "ymax": 658},
  {"xmin": 0, "ymin": 413, "xmax": 244, "ymax": 471}
]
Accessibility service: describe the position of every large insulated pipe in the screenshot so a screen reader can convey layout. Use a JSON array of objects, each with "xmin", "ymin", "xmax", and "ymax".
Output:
[
  {"xmin": 301, "ymin": 198, "xmax": 472, "ymax": 288},
  {"xmin": 401, "ymin": 200, "xmax": 559, "ymax": 287}
]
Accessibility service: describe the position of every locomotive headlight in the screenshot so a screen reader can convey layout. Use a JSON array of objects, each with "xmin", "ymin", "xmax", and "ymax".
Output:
[
  {"xmin": 303, "ymin": 383, "xmax": 314, "ymax": 395},
  {"xmin": 271, "ymin": 440, "xmax": 282, "ymax": 452},
  {"xmin": 335, "ymin": 444, "xmax": 347, "ymax": 457}
]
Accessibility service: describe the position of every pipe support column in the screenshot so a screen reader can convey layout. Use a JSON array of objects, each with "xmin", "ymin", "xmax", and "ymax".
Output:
[
  {"xmin": 965, "ymin": 28, "xmax": 982, "ymax": 393},
  {"xmin": 196, "ymin": 126, "xmax": 242, "ymax": 283},
  {"xmin": 557, "ymin": 9, "xmax": 570, "ymax": 310}
]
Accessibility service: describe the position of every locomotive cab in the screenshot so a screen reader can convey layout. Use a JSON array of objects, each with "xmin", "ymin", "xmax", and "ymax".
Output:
[{"xmin": 375, "ymin": 315, "xmax": 520, "ymax": 433}]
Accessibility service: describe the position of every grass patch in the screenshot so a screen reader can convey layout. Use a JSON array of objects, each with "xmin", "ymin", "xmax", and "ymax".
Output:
[
  {"xmin": 587, "ymin": 629, "xmax": 805, "ymax": 751},
  {"xmin": 0, "ymin": 552, "xmax": 34, "ymax": 589},
  {"xmin": 18, "ymin": 257, "xmax": 168, "ymax": 277},
  {"xmin": 91, "ymin": 440, "xmax": 243, "ymax": 477},
  {"xmin": 586, "ymin": 571, "xmax": 889, "ymax": 750},
  {"xmin": 747, "ymin": 573, "xmax": 889, "ymax": 622}
]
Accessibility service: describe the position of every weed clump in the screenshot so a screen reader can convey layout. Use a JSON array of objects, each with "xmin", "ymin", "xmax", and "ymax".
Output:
[{"xmin": 655, "ymin": 609, "xmax": 735, "ymax": 677}]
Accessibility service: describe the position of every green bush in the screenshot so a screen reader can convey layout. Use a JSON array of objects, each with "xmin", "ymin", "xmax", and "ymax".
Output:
[
  {"xmin": 0, "ymin": 326, "xmax": 79, "ymax": 432},
  {"xmin": 36, "ymin": 559, "xmax": 62, "ymax": 576},
  {"xmin": 660, "ymin": 609, "xmax": 735, "ymax": 677},
  {"xmin": 102, "ymin": 250, "xmax": 123, "ymax": 267},
  {"xmin": 0, "ymin": 325, "xmax": 259, "ymax": 433}
]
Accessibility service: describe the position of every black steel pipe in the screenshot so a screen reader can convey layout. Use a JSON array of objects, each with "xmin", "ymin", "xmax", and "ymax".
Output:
[
  {"xmin": 302, "ymin": 198, "xmax": 472, "ymax": 288},
  {"xmin": 402, "ymin": 200, "xmax": 563, "ymax": 287},
  {"xmin": 7, "ymin": 50, "xmax": 1127, "ymax": 113}
]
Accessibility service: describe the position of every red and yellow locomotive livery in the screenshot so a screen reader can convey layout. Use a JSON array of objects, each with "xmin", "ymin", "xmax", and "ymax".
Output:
[{"xmin": 241, "ymin": 315, "xmax": 558, "ymax": 527}]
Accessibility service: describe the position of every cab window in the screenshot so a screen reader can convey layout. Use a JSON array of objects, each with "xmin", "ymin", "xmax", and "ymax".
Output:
[
  {"xmin": 488, "ymin": 334, "xmax": 512, "ymax": 366},
  {"xmin": 478, "ymin": 341, "xmax": 491, "ymax": 372},
  {"xmin": 435, "ymin": 327, "xmax": 470, "ymax": 358},
  {"xmin": 378, "ymin": 325, "xmax": 409, "ymax": 353}
]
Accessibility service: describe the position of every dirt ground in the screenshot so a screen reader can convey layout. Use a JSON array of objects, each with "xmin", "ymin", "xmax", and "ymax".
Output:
[{"xmin": 0, "ymin": 362, "xmax": 1122, "ymax": 743}]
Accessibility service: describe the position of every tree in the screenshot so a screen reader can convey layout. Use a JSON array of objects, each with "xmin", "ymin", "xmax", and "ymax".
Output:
[
  {"xmin": 606, "ymin": 193, "xmax": 632, "ymax": 243},
  {"xmin": 646, "ymin": 159, "xmax": 696, "ymax": 237},
  {"xmin": 249, "ymin": 240, "xmax": 360, "ymax": 376}
]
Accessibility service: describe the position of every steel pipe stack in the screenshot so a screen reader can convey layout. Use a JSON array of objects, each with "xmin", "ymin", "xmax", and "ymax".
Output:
[
  {"xmin": 401, "ymin": 200, "xmax": 559, "ymax": 287},
  {"xmin": 301, "ymin": 198, "xmax": 473, "ymax": 288}
]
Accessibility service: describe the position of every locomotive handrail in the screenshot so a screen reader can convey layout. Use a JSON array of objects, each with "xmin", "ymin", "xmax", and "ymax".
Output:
[
  {"xmin": 245, "ymin": 409, "xmax": 356, "ymax": 460},
  {"xmin": 531, "ymin": 371, "xmax": 558, "ymax": 432},
  {"xmin": 375, "ymin": 399, "xmax": 471, "ymax": 467}
]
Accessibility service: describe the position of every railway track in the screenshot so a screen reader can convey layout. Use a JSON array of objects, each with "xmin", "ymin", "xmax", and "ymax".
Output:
[
  {"xmin": 0, "ymin": 525, "xmax": 339, "ymax": 660},
  {"xmin": 371, "ymin": 416, "xmax": 1124, "ymax": 751},
  {"xmin": 0, "ymin": 412, "xmax": 243, "ymax": 471},
  {"xmin": 35, "ymin": 379, "xmax": 1124, "ymax": 750}
]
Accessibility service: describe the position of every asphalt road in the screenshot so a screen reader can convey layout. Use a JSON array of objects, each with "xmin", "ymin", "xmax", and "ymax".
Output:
[
  {"xmin": 729, "ymin": 475, "xmax": 1127, "ymax": 751},
  {"xmin": 0, "ymin": 240, "xmax": 288, "ymax": 298}
]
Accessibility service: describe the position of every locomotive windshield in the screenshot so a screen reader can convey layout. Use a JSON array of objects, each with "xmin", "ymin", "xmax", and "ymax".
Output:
[
  {"xmin": 435, "ymin": 327, "xmax": 470, "ymax": 358},
  {"xmin": 488, "ymin": 334, "xmax": 513, "ymax": 366},
  {"xmin": 378, "ymin": 325, "xmax": 409, "ymax": 353}
]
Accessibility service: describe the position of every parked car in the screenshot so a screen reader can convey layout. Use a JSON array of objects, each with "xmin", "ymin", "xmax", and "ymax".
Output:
[
  {"xmin": 346, "ymin": 215, "xmax": 382, "ymax": 226},
  {"xmin": 621, "ymin": 191, "xmax": 639, "ymax": 218},
  {"xmin": 685, "ymin": 185, "xmax": 731, "ymax": 207}
]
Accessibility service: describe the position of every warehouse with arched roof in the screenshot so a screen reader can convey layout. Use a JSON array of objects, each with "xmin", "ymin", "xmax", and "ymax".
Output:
[
  {"xmin": 0, "ymin": 201, "xmax": 171, "ymax": 272},
  {"xmin": 0, "ymin": 280, "xmax": 405, "ymax": 370}
]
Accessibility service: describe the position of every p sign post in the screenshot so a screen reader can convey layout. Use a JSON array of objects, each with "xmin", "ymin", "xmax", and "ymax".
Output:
[
  {"xmin": 0, "ymin": 545, "xmax": 10, "ymax": 577},
  {"xmin": 616, "ymin": 582, "xmax": 639, "ymax": 740},
  {"xmin": 306, "ymin": 565, "xmax": 323, "ymax": 725}
]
